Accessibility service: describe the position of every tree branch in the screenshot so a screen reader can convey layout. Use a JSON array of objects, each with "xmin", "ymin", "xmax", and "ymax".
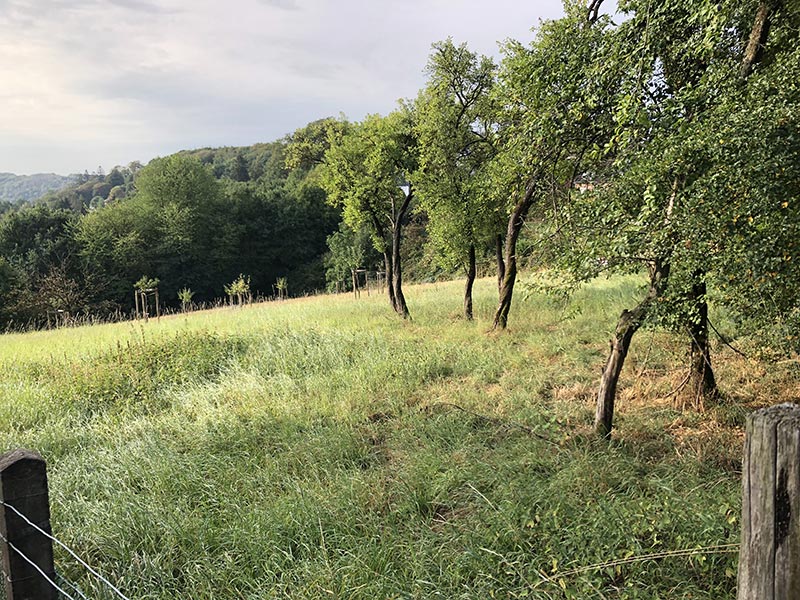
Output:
[{"xmin": 587, "ymin": 0, "xmax": 605, "ymax": 23}]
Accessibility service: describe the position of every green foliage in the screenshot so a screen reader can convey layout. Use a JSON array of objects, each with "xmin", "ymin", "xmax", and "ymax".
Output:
[
  {"xmin": 177, "ymin": 287, "xmax": 194, "ymax": 307},
  {"xmin": 225, "ymin": 274, "xmax": 251, "ymax": 302},
  {"xmin": 324, "ymin": 222, "xmax": 381, "ymax": 290},
  {"xmin": 32, "ymin": 163, "xmax": 138, "ymax": 212},
  {"xmin": 73, "ymin": 192, "xmax": 155, "ymax": 308},
  {"xmin": 492, "ymin": 7, "xmax": 614, "ymax": 194},
  {"xmin": 536, "ymin": 0, "xmax": 800, "ymax": 354},
  {"xmin": 0, "ymin": 205, "xmax": 76, "ymax": 271},
  {"xmin": 414, "ymin": 39, "xmax": 499, "ymax": 273},
  {"xmin": 319, "ymin": 108, "xmax": 417, "ymax": 252},
  {"xmin": 0, "ymin": 205, "xmax": 85, "ymax": 325},
  {"xmin": 691, "ymin": 35, "xmax": 800, "ymax": 352},
  {"xmin": 134, "ymin": 275, "xmax": 160, "ymax": 292},
  {"xmin": 178, "ymin": 143, "xmax": 286, "ymax": 182},
  {"xmin": 0, "ymin": 143, "xmax": 338, "ymax": 327},
  {"xmin": 141, "ymin": 153, "xmax": 218, "ymax": 299},
  {"xmin": 1, "ymin": 0, "xmax": 797, "ymax": 357},
  {"xmin": 285, "ymin": 117, "xmax": 351, "ymax": 174}
]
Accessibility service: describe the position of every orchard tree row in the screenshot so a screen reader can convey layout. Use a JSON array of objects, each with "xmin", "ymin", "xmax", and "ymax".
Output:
[{"xmin": 295, "ymin": 0, "xmax": 798, "ymax": 437}]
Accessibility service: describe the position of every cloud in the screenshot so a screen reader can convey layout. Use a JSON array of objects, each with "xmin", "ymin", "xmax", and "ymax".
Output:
[
  {"xmin": 107, "ymin": 0, "xmax": 175, "ymax": 13},
  {"xmin": 257, "ymin": 0, "xmax": 299, "ymax": 10},
  {"xmin": 0, "ymin": 0, "xmax": 566, "ymax": 174}
]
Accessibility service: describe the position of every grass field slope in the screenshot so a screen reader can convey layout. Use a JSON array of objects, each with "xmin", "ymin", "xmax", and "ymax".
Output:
[{"xmin": 1, "ymin": 275, "xmax": 797, "ymax": 599}]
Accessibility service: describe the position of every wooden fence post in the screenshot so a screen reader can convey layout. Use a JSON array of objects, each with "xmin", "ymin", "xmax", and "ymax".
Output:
[
  {"xmin": 0, "ymin": 449, "xmax": 58, "ymax": 600},
  {"xmin": 738, "ymin": 403, "xmax": 800, "ymax": 599}
]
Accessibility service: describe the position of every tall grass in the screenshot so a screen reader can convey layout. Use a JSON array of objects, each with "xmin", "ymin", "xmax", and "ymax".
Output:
[{"xmin": 0, "ymin": 274, "xmax": 787, "ymax": 599}]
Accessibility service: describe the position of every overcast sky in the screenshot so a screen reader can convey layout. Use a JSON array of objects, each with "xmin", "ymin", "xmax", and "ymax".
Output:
[{"xmin": 0, "ymin": 0, "xmax": 616, "ymax": 175}]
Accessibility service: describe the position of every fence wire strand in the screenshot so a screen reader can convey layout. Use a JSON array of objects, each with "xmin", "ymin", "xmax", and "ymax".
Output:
[
  {"xmin": 2, "ymin": 501, "xmax": 131, "ymax": 600},
  {"xmin": 3, "ymin": 500, "xmax": 742, "ymax": 598},
  {"xmin": 0, "ymin": 529, "xmax": 78, "ymax": 600},
  {"xmin": 56, "ymin": 570, "xmax": 92, "ymax": 600},
  {"xmin": 535, "ymin": 542, "xmax": 741, "ymax": 587}
]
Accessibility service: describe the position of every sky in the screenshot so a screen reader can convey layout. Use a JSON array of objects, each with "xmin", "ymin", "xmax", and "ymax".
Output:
[{"xmin": 0, "ymin": 0, "xmax": 614, "ymax": 175}]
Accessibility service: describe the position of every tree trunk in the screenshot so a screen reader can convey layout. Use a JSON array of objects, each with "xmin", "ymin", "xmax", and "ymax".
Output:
[
  {"xmin": 740, "ymin": 1, "xmax": 778, "ymax": 79},
  {"xmin": 596, "ymin": 309, "xmax": 641, "ymax": 439},
  {"xmin": 352, "ymin": 268, "xmax": 358, "ymax": 299},
  {"xmin": 389, "ymin": 187, "xmax": 413, "ymax": 319},
  {"xmin": 391, "ymin": 221, "xmax": 409, "ymax": 318},
  {"xmin": 687, "ymin": 275, "xmax": 717, "ymax": 408},
  {"xmin": 464, "ymin": 244, "xmax": 476, "ymax": 321},
  {"xmin": 595, "ymin": 259, "xmax": 670, "ymax": 439},
  {"xmin": 383, "ymin": 251, "xmax": 395, "ymax": 310},
  {"xmin": 586, "ymin": 0, "xmax": 605, "ymax": 23},
  {"xmin": 493, "ymin": 188, "xmax": 533, "ymax": 329},
  {"xmin": 494, "ymin": 259, "xmax": 517, "ymax": 330},
  {"xmin": 495, "ymin": 234, "xmax": 505, "ymax": 295}
]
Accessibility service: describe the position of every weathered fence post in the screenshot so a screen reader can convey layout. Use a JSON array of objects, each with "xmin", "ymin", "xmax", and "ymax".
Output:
[
  {"xmin": 738, "ymin": 403, "xmax": 800, "ymax": 599},
  {"xmin": 0, "ymin": 449, "xmax": 58, "ymax": 600}
]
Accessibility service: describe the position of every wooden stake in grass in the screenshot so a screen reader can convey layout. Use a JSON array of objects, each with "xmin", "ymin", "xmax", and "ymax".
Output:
[
  {"xmin": 134, "ymin": 276, "xmax": 160, "ymax": 322},
  {"xmin": 738, "ymin": 403, "xmax": 800, "ymax": 599}
]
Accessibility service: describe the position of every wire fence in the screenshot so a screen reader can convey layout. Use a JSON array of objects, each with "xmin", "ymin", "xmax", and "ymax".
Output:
[
  {"xmin": 3, "ymin": 405, "xmax": 799, "ymax": 598},
  {"xmin": 0, "ymin": 528, "xmax": 77, "ymax": 600},
  {"xmin": 533, "ymin": 542, "xmax": 741, "ymax": 590},
  {"xmin": 0, "ymin": 500, "xmax": 130, "ymax": 600},
  {"xmin": 1, "ymin": 493, "xmax": 742, "ymax": 599}
]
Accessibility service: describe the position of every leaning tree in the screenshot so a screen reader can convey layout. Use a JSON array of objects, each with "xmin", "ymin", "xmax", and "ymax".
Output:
[{"xmin": 553, "ymin": 0, "xmax": 799, "ymax": 437}]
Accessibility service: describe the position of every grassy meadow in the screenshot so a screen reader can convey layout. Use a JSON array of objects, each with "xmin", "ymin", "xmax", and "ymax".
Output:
[{"xmin": 1, "ymin": 275, "xmax": 798, "ymax": 599}]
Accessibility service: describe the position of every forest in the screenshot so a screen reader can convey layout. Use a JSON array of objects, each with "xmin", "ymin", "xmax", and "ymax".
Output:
[
  {"xmin": 0, "ymin": 172, "xmax": 73, "ymax": 207},
  {"xmin": 0, "ymin": 144, "xmax": 341, "ymax": 326}
]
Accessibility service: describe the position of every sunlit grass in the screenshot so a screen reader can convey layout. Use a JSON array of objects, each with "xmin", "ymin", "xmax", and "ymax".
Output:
[{"xmin": 1, "ymin": 274, "xmax": 790, "ymax": 599}]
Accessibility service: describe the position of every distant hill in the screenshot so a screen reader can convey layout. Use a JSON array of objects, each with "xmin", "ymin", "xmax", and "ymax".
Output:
[
  {"xmin": 28, "ymin": 143, "xmax": 288, "ymax": 214},
  {"xmin": 0, "ymin": 172, "xmax": 73, "ymax": 204}
]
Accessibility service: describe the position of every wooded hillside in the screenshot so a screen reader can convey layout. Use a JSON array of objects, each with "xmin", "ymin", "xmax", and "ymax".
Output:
[{"xmin": 0, "ymin": 172, "xmax": 72, "ymax": 207}]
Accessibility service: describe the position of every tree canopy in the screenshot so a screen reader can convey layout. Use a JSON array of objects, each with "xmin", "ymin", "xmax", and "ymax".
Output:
[{"xmin": 317, "ymin": 108, "xmax": 418, "ymax": 317}]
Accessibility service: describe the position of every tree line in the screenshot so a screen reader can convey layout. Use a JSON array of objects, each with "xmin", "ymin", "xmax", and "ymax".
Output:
[{"xmin": 0, "ymin": 143, "xmax": 339, "ymax": 327}]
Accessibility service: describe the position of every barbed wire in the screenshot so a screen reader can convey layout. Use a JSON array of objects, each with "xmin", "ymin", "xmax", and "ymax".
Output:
[{"xmin": 2, "ymin": 501, "xmax": 131, "ymax": 600}]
